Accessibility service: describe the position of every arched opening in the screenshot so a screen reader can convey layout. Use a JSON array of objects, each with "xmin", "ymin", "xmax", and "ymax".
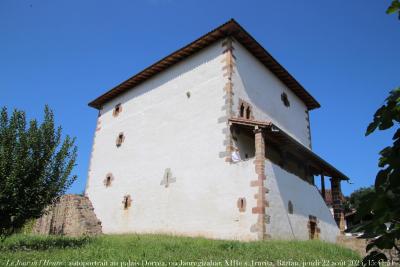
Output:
[
  {"xmin": 246, "ymin": 106, "xmax": 251, "ymax": 119},
  {"xmin": 240, "ymin": 104, "xmax": 245, "ymax": 118},
  {"xmin": 238, "ymin": 99, "xmax": 253, "ymax": 120}
]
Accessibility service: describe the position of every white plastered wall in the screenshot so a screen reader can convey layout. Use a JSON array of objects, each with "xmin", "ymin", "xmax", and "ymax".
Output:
[
  {"xmin": 86, "ymin": 40, "xmax": 259, "ymax": 241},
  {"xmin": 265, "ymin": 161, "xmax": 340, "ymax": 242},
  {"xmin": 231, "ymin": 39, "xmax": 339, "ymax": 242},
  {"xmin": 232, "ymin": 40, "xmax": 311, "ymax": 148},
  {"xmin": 86, "ymin": 37, "xmax": 338, "ymax": 242}
]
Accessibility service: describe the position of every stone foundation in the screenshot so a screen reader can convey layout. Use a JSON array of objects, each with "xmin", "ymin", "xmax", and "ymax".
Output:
[{"xmin": 33, "ymin": 194, "xmax": 102, "ymax": 236}]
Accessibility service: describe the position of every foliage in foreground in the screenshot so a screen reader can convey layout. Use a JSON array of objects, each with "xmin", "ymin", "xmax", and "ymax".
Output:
[
  {"xmin": 0, "ymin": 106, "xmax": 77, "ymax": 237},
  {"xmin": 387, "ymin": 0, "xmax": 400, "ymax": 19},
  {"xmin": 347, "ymin": 4, "xmax": 400, "ymax": 266},
  {"xmin": 0, "ymin": 234, "xmax": 360, "ymax": 267},
  {"xmin": 350, "ymin": 88, "xmax": 400, "ymax": 261}
]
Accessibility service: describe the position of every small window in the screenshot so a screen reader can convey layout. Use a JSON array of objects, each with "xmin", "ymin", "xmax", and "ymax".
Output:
[
  {"xmin": 113, "ymin": 103, "xmax": 122, "ymax": 117},
  {"xmin": 281, "ymin": 93, "xmax": 290, "ymax": 107},
  {"xmin": 237, "ymin": 197, "xmax": 246, "ymax": 212},
  {"xmin": 238, "ymin": 99, "xmax": 253, "ymax": 120},
  {"xmin": 309, "ymin": 220, "xmax": 316, "ymax": 239},
  {"xmin": 116, "ymin": 132, "xmax": 125, "ymax": 147},
  {"xmin": 240, "ymin": 104, "xmax": 245, "ymax": 118},
  {"xmin": 246, "ymin": 106, "xmax": 251, "ymax": 119},
  {"xmin": 288, "ymin": 200, "xmax": 293, "ymax": 214},
  {"xmin": 308, "ymin": 215, "xmax": 319, "ymax": 240},
  {"xmin": 122, "ymin": 195, "xmax": 132, "ymax": 210},
  {"xmin": 104, "ymin": 173, "xmax": 114, "ymax": 187}
]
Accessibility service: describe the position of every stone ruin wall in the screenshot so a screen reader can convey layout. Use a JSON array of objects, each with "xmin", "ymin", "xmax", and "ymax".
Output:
[{"xmin": 33, "ymin": 194, "xmax": 102, "ymax": 237}]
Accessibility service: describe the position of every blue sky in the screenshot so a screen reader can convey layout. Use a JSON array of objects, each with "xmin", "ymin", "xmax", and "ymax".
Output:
[{"xmin": 0, "ymin": 0, "xmax": 398, "ymax": 196}]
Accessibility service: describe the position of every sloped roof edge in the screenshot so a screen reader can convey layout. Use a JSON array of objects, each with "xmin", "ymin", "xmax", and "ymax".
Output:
[
  {"xmin": 88, "ymin": 19, "xmax": 321, "ymax": 110},
  {"xmin": 229, "ymin": 117, "xmax": 349, "ymax": 181}
]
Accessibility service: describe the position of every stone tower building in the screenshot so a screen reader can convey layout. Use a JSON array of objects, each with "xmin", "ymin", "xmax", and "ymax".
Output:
[{"xmin": 85, "ymin": 19, "xmax": 348, "ymax": 242}]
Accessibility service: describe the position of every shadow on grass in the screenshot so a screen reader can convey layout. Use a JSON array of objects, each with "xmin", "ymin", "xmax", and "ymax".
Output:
[{"xmin": 0, "ymin": 235, "xmax": 92, "ymax": 251}]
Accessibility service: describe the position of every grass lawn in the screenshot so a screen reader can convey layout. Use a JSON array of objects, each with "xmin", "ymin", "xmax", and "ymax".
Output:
[{"xmin": 0, "ymin": 234, "xmax": 361, "ymax": 267}]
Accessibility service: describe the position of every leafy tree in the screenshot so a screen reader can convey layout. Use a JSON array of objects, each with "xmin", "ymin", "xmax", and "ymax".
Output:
[
  {"xmin": 345, "ymin": 186, "xmax": 375, "ymax": 211},
  {"xmin": 351, "ymin": 88, "xmax": 400, "ymax": 256},
  {"xmin": 0, "ymin": 106, "xmax": 77, "ymax": 238},
  {"xmin": 387, "ymin": 0, "xmax": 400, "ymax": 19}
]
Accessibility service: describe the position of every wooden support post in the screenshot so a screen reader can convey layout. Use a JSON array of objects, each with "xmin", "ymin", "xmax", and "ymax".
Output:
[
  {"xmin": 304, "ymin": 164, "xmax": 314, "ymax": 185},
  {"xmin": 321, "ymin": 174, "xmax": 326, "ymax": 201}
]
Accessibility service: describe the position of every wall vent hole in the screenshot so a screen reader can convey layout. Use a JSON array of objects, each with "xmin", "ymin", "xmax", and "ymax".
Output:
[
  {"xmin": 116, "ymin": 132, "xmax": 125, "ymax": 147},
  {"xmin": 123, "ymin": 195, "xmax": 132, "ymax": 210},
  {"xmin": 288, "ymin": 200, "xmax": 293, "ymax": 214},
  {"xmin": 113, "ymin": 103, "xmax": 122, "ymax": 117},
  {"xmin": 237, "ymin": 198, "xmax": 246, "ymax": 212},
  {"xmin": 281, "ymin": 93, "xmax": 290, "ymax": 107}
]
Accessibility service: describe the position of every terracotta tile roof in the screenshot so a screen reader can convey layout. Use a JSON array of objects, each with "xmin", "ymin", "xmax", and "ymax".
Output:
[{"xmin": 88, "ymin": 19, "xmax": 320, "ymax": 110}]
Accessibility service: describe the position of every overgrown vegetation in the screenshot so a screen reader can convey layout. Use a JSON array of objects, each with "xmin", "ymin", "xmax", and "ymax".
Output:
[
  {"xmin": 0, "ymin": 234, "xmax": 360, "ymax": 266},
  {"xmin": 0, "ymin": 106, "xmax": 77, "ymax": 238}
]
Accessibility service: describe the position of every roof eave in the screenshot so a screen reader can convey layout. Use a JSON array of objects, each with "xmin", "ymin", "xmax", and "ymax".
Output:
[
  {"xmin": 88, "ymin": 19, "xmax": 321, "ymax": 110},
  {"xmin": 229, "ymin": 117, "xmax": 349, "ymax": 181}
]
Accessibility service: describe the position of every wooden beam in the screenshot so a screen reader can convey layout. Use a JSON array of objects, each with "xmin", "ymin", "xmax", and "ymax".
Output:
[{"xmin": 321, "ymin": 174, "xmax": 326, "ymax": 201}]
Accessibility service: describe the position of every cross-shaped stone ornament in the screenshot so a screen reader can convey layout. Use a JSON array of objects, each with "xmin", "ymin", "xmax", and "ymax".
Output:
[{"xmin": 160, "ymin": 168, "xmax": 176, "ymax": 188}]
